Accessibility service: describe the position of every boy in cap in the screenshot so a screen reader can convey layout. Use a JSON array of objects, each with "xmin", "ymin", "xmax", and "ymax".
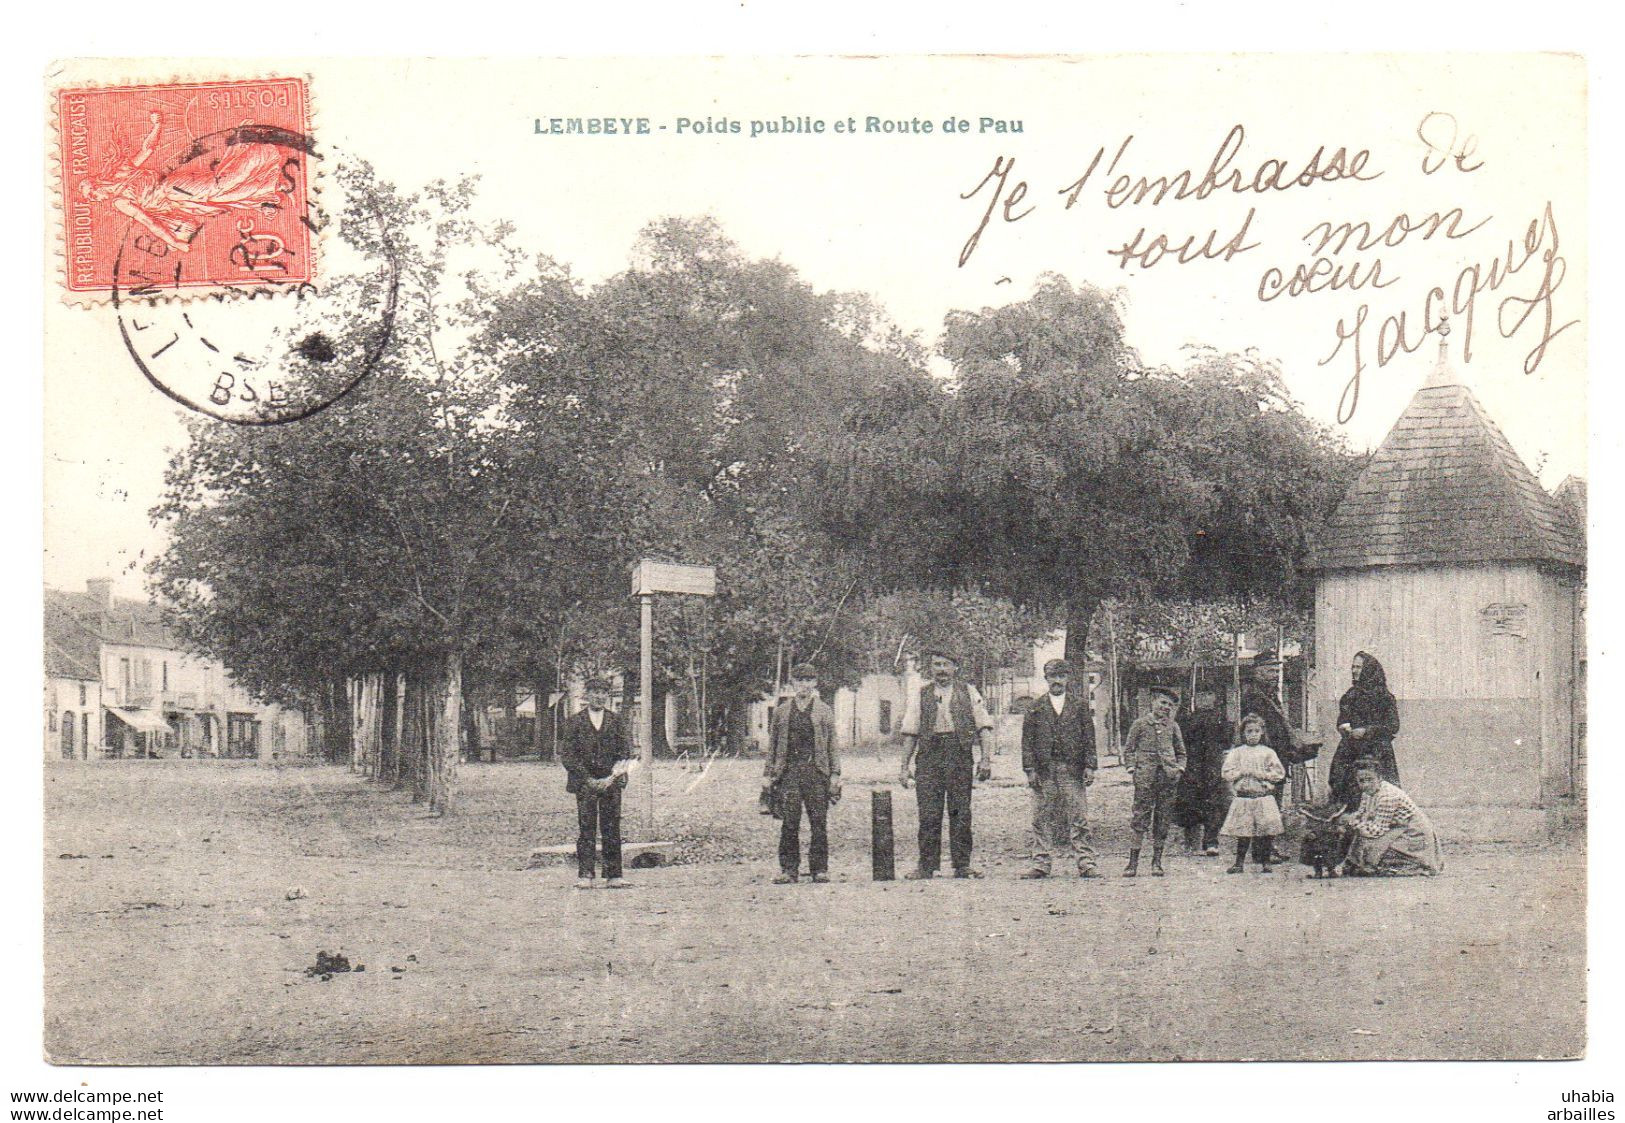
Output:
[
  {"xmin": 765, "ymin": 663, "xmax": 841, "ymax": 883},
  {"xmin": 560, "ymin": 677, "xmax": 633, "ymax": 888},
  {"xmin": 1019, "ymin": 658, "xmax": 1099, "ymax": 878},
  {"xmin": 1121, "ymin": 684, "xmax": 1187, "ymax": 877},
  {"xmin": 897, "ymin": 646, "xmax": 995, "ymax": 879}
]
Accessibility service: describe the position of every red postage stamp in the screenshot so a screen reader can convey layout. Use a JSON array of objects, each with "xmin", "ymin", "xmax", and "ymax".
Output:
[{"xmin": 55, "ymin": 77, "xmax": 315, "ymax": 298}]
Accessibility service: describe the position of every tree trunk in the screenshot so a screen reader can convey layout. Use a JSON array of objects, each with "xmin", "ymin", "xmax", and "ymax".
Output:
[
  {"xmin": 426, "ymin": 652, "xmax": 463, "ymax": 815},
  {"xmin": 357, "ymin": 673, "xmax": 384, "ymax": 781},
  {"xmin": 338, "ymin": 678, "xmax": 352, "ymax": 764},
  {"xmin": 1063, "ymin": 596, "xmax": 1102, "ymax": 664},
  {"xmin": 532, "ymin": 678, "xmax": 548, "ymax": 760},
  {"xmin": 390, "ymin": 673, "xmax": 407, "ymax": 789},
  {"xmin": 726, "ymin": 701, "xmax": 751, "ymax": 757},
  {"xmin": 347, "ymin": 677, "xmax": 362, "ymax": 772},
  {"xmin": 501, "ymin": 682, "xmax": 518, "ymax": 764},
  {"xmin": 379, "ymin": 673, "xmax": 400, "ymax": 786},
  {"xmin": 322, "ymin": 679, "xmax": 352, "ymax": 764},
  {"xmin": 409, "ymin": 679, "xmax": 429, "ymax": 802},
  {"xmin": 403, "ymin": 672, "xmax": 429, "ymax": 803},
  {"xmin": 462, "ymin": 679, "xmax": 484, "ymax": 764},
  {"xmin": 356, "ymin": 675, "xmax": 368, "ymax": 777}
]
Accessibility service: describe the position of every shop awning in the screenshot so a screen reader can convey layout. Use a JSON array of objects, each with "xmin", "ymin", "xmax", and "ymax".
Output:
[{"xmin": 104, "ymin": 707, "xmax": 171, "ymax": 735}]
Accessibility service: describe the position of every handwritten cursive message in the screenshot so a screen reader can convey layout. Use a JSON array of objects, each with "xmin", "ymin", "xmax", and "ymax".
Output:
[{"xmin": 956, "ymin": 113, "xmax": 1579, "ymax": 424}]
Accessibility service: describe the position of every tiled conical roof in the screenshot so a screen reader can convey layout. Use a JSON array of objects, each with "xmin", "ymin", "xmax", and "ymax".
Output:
[
  {"xmin": 1555, "ymin": 475, "xmax": 1587, "ymax": 537},
  {"xmin": 1308, "ymin": 336, "xmax": 1585, "ymax": 572}
]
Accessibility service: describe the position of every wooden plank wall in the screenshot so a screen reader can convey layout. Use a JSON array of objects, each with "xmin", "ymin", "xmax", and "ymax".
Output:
[{"xmin": 1314, "ymin": 563, "xmax": 1576, "ymax": 808}]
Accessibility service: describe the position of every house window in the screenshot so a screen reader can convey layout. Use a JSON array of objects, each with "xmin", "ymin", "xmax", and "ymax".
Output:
[
  {"xmin": 120, "ymin": 658, "xmax": 131, "ymax": 699},
  {"xmin": 162, "ymin": 662, "xmax": 168, "ymax": 692},
  {"xmin": 227, "ymin": 714, "xmax": 261, "ymax": 759},
  {"xmin": 79, "ymin": 683, "xmax": 87, "ymax": 707},
  {"xmin": 878, "ymin": 699, "xmax": 893, "ymax": 734}
]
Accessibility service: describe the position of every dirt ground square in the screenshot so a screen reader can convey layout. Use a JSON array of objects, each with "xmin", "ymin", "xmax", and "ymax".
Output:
[{"xmin": 44, "ymin": 755, "xmax": 1584, "ymax": 1064}]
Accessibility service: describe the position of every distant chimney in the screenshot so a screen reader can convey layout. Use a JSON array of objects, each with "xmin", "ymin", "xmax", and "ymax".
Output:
[{"xmin": 86, "ymin": 578, "xmax": 114, "ymax": 612}]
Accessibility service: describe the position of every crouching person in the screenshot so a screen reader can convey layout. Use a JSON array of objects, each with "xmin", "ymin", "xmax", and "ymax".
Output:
[
  {"xmin": 562, "ymin": 677, "xmax": 632, "ymax": 889},
  {"xmin": 767, "ymin": 663, "xmax": 841, "ymax": 884},
  {"xmin": 1020, "ymin": 659, "xmax": 1099, "ymax": 879}
]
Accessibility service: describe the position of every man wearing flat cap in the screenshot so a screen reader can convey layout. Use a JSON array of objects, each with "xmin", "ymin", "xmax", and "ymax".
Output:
[
  {"xmin": 1019, "ymin": 658, "xmax": 1099, "ymax": 879},
  {"xmin": 1121, "ymin": 684, "xmax": 1187, "ymax": 877},
  {"xmin": 764, "ymin": 663, "xmax": 840, "ymax": 884},
  {"xmin": 897, "ymin": 646, "xmax": 996, "ymax": 879},
  {"xmin": 560, "ymin": 677, "xmax": 633, "ymax": 889}
]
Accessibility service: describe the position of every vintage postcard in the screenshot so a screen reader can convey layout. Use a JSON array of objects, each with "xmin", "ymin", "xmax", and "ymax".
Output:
[{"xmin": 41, "ymin": 55, "xmax": 1587, "ymax": 1073}]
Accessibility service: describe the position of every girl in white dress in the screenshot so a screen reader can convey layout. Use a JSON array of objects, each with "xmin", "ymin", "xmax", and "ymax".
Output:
[{"xmin": 1220, "ymin": 714, "xmax": 1286, "ymax": 873}]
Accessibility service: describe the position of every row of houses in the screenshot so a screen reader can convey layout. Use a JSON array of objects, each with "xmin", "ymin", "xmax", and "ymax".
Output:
[{"xmin": 44, "ymin": 579, "xmax": 309, "ymax": 761}]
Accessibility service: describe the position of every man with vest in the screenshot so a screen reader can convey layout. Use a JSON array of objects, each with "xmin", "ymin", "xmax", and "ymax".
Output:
[
  {"xmin": 765, "ymin": 663, "xmax": 841, "ymax": 884},
  {"xmin": 1019, "ymin": 658, "xmax": 1100, "ymax": 879},
  {"xmin": 897, "ymin": 646, "xmax": 996, "ymax": 879},
  {"xmin": 560, "ymin": 677, "xmax": 633, "ymax": 889}
]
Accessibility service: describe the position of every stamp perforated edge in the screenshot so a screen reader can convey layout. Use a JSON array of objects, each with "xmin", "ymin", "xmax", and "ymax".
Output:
[{"xmin": 47, "ymin": 65, "xmax": 322, "ymax": 309}]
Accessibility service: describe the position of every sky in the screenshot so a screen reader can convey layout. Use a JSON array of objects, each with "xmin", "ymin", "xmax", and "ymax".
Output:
[{"xmin": 43, "ymin": 55, "xmax": 1588, "ymax": 596}]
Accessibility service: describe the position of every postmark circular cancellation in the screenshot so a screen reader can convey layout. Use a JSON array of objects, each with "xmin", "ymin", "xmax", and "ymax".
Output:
[{"xmin": 54, "ymin": 77, "xmax": 399, "ymax": 424}]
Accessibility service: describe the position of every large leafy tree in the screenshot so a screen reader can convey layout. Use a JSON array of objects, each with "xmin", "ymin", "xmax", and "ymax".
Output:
[
  {"xmin": 491, "ymin": 219, "xmax": 927, "ymax": 735},
  {"xmin": 155, "ymin": 206, "xmax": 931, "ymax": 778},
  {"xmin": 814, "ymin": 275, "xmax": 1360, "ymax": 661},
  {"xmin": 151, "ymin": 168, "xmax": 597, "ymax": 811}
]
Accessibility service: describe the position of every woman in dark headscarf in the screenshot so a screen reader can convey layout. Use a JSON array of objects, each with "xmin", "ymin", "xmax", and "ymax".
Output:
[{"xmin": 1327, "ymin": 652, "xmax": 1400, "ymax": 810}]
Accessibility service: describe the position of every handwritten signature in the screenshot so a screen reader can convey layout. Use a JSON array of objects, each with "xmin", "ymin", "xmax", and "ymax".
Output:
[{"xmin": 1320, "ymin": 200, "xmax": 1577, "ymax": 423}]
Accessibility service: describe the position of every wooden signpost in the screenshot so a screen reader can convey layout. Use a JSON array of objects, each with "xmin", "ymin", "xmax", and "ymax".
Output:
[{"xmin": 629, "ymin": 559, "xmax": 717, "ymax": 841}]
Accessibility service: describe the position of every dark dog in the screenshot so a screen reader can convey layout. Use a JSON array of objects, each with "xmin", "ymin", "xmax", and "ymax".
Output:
[{"xmin": 1299, "ymin": 803, "xmax": 1349, "ymax": 878}]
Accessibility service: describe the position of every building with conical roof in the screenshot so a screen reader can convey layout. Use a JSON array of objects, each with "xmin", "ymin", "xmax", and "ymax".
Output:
[{"xmin": 1307, "ymin": 328, "xmax": 1585, "ymax": 838}]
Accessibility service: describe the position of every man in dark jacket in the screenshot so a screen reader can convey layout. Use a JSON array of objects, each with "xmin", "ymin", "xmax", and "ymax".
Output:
[
  {"xmin": 1239, "ymin": 652, "xmax": 1301, "ymax": 859},
  {"xmin": 1175, "ymin": 691, "xmax": 1230, "ymax": 856},
  {"xmin": 560, "ymin": 677, "xmax": 633, "ymax": 889},
  {"xmin": 1241, "ymin": 650, "xmax": 1319, "ymax": 858},
  {"xmin": 764, "ymin": 663, "xmax": 841, "ymax": 884},
  {"xmin": 1019, "ymin": 659, "xmax": 1099, "ymax": 879},
  {"xmin": 1239, "ymin": 654, "xmax": 1297, "ymax": 779}
]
